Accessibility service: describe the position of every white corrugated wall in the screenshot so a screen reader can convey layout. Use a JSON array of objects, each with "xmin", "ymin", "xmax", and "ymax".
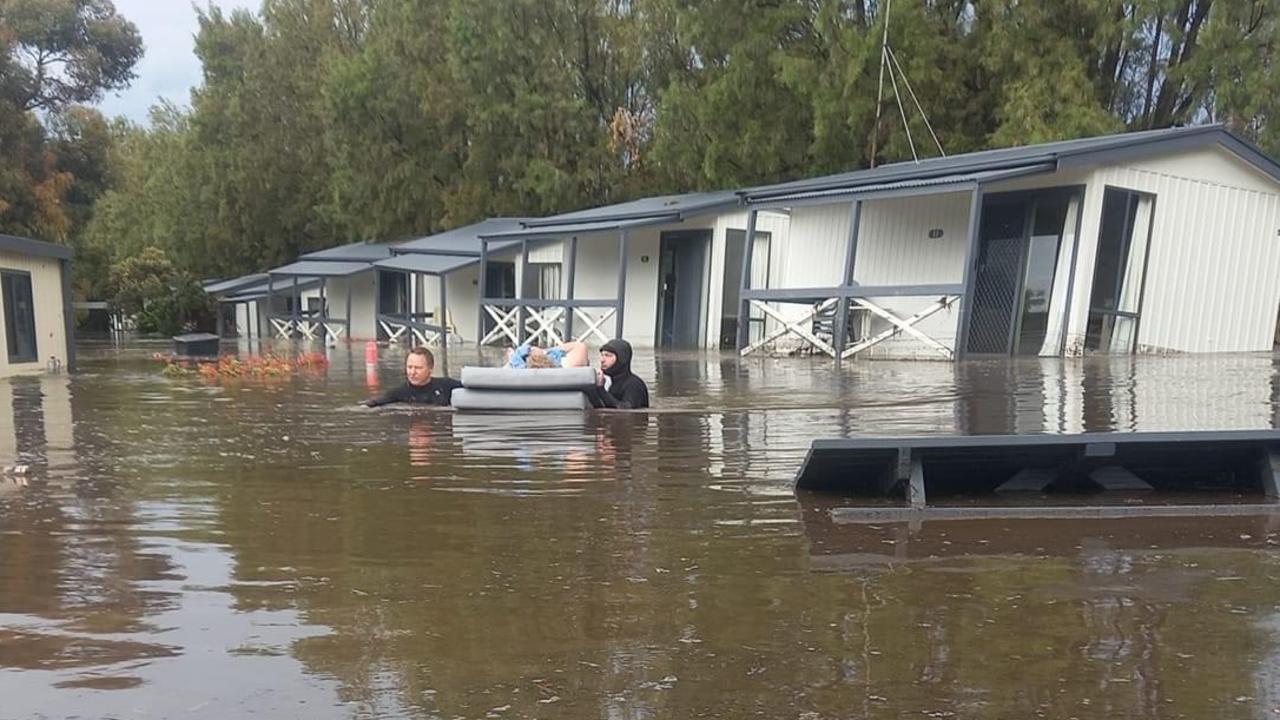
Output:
[{"xmin": 1066, "ymin": 150, "xmax": 1280, "ymax": 354}]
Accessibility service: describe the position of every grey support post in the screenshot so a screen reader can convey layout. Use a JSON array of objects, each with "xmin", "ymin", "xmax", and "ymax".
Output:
[
  {"xmin": 1260, "ymin": 448, "xmax": 1280, "ymax": 498},
  {"xmin": 735, "ymin": 209, "xmax": 759, "ymax": 350},
  {"xmin": 834, "ymin": 200, "xmax": 863, "ymax": 358},
  {"xmin": 266, "ymin": 273, "xmax": 274, "ymax": 332},
  {"xmin": 518, "ymin": 239, "xmax": 530, "ymax": 344},
  {"xmin": 345, "ymin": 275, "xmax": 353, "ymax": 341},
  {"xmin": 477, "ymin": 239, "xmax": 488, "ymax": 346},
  {"xmin": 564, "ymin": 235, "xmax": 578, "ymax": 340},
  {"xmin": 615, "ymin": 229, "xmax": 629, "ymax": 339},
  {"xmin": 291, "ymin": 275, "xmax": 300, "ymax": 339},
  {"xmin": 896, "ymin": 447, "xmax": 926, "ymax": 507},
  {"xmin": 439, "ymin": 271, "xmax": 449, "ymax": 372}
]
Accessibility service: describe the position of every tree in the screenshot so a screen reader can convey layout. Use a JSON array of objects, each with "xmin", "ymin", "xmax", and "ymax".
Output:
[
  {"xmin": 107, "ymin": 246, "xmax": 211, "ymax": 335},
  {"xmin": 0, "ymin": 0, "xmax": 143, "ymax": 111}
]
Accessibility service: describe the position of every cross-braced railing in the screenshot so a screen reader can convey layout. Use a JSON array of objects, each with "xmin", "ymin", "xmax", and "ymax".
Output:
[
  {"xmin": 479, "ymin": 299, "xmax": 618, "ymax": 347},
  {"xmin": 740, "ymin": 284, "xmax": 963, "ymax": 359},
  {"xmin": 378, "ymin": 313, "xmax": 446, "ymax": 346}
]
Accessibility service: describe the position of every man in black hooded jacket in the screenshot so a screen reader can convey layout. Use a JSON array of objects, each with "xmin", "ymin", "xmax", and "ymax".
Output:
[{"xmin": 588, "ymin": 338, "xmax": 649, "ymax": 409}]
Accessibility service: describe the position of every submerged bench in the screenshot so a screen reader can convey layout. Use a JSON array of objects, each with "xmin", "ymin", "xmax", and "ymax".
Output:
[
  {"xmin": 451, "ymin": 366, "xmax": 598, "ymax": 412},
  {"xmin": 794, "ymin": 430, "xmax": 1280, "ymax": 506}
]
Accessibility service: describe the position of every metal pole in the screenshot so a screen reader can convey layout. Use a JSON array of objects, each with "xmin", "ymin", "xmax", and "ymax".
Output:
[
  {"xmin": 478, "ymin": 239, "xmax": 488, "ymax": 345},
  {"xmin": 518, "ymin": 239, "xmax": 530, "ymax": 344},
  {"xmin": 267, "ymin": 274, "xmax": 274, "ymax": 334},
  {"xmin": 373, "ymin": 269, "xmax": 382, "ymax": 341},
  {"xmin": 345, "ymin": 274, "xmax": 353, "ymax": 342},
  {"xmin": 615, "ymin": 229, "xmax": 629, "ymax": 338},
  {"xmin": 439, "ymin": 271, "xmax": 449, "ymax": 371},
  {"xmin": 955, "ymin": 185, "xmax": 985, "ymax": 359},
  {"xmin": 565, "ymin": 235, "xmax": 578, "ymax": 340},
  {"xmin": 291, "ymin": 276, "xmax": 300, "ymax": 339},
  {"xmin": 736, "ymin": 209, "xmax": 759, "ymax": 350},
  {"xmin": 834, "ymin": 200, "xmax": 863, "ymax": 358}
]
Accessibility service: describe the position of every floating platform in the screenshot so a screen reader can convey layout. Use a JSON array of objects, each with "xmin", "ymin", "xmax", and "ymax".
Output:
[{"xmin": 794, "ymin": 430, "xmax": 1280, "ymax": 506}]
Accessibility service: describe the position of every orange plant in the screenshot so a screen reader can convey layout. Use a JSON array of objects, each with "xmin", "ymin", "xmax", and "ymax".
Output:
[{"xmin": 156, "ymin": 352, "xmax": 329, "ymax": 381}]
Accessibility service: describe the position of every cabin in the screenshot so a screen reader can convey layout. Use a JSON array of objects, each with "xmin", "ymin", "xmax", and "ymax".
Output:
[
  {"xmin": 476, "ymin": 192, "xmax": 789, "ymax": 349},
  {"xmin": 736, "ymin": 124, "xmax": 1280, "ymax": 359},
  {"xmin": 0, "ymin": 235, "xmax": 74, "ymax": 377}
]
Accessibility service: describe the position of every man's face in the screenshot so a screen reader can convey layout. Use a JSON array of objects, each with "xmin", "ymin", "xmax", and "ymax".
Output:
[
  {"xmin": 600, "ymin": 350, "xmax": 617, "ymax": 372},
  {"xmin": 405, "ymin": 354, "xmax": 433, "ymax": 386}
]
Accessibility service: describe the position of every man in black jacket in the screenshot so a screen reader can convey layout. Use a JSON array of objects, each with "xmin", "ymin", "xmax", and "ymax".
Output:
[
  {"xmin": 363, "ymin": 347, "xmax": 462, "ymax": 407},
  {"xmin": 589, "ymin": 338, "xmax": 649, "ymax": 409}
]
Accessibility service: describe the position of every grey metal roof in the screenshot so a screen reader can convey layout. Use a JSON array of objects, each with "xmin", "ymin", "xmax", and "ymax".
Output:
[
  {"xmin": 521, "ymin": 190, "xmax": 740, "ymax": 227},
  {"xmin": 204, "ymin": 273, "xmax": 269, "ymax": 296},
  {"xmin": 220, "ymin": 276, "xmax": 321, "ymax": 302},
  {"xmin": 479, "ymin": 215, "xmax": 682, "ymax": 241},
  {"xmin": 393, "ymin": 218, "xmax": 528, "ymax": 255},
  {"xmin": 0, "ymin": 234, "xmax": 73, "ymax": 260},
  {"xmin": 743, "ymin": 124, "xmax": 1280, "ymax": 202},
  {"xmin": 759, "ymin": 165, "xmax": 1055, "ymax": 204},
  {"xmin": 300, "ymin": 242, "xmax": 394, "ymax": 262},
  {"xmin": 269, "ymin": 260, "xmax": 373, "ymax": 278},
  {"xmin": 373, "ymin": 253, "xmax": 480, "ymax": 276}
]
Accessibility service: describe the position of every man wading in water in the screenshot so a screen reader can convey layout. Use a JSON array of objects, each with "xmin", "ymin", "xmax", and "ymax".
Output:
[
  {"xmin": 363, "ymin": 347, "xmax": 461, "ymax": 407},
  {"xmin": 588, "ymin": 339, "xmax": 649, "ymax": 409}
]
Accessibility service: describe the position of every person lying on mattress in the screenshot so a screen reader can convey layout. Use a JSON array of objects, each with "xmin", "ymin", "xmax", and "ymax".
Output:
[
  {"xmin": 587, "ymin": 338, "xmax": 649, "ymax": 410},
  {"xmin": 505, "ymin": 340, "xmax": 590, "ymax": 369},
  {"xmin": 363, "ymin": 347, "xmax": 462, "ymax": 407}
]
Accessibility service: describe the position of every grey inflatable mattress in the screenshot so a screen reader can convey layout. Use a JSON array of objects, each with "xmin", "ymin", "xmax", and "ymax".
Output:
[{"xmin": 452, "ymin": 366, "xmax": 597, "ymax": 412}]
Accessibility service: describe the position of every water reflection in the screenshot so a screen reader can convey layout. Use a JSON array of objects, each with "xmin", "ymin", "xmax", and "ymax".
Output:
[{"xmin": 3, "ymin": 345, "xmax": 1280, "ymax": 717}]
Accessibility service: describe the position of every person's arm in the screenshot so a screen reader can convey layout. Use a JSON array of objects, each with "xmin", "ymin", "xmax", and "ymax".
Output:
[
  {"xmin": 585, "ymin": 385, "xmax": 618, "ymax": 409},
  {"xmin": 363, "ymin": 384, "xmax": 406, "ymax": 407}
]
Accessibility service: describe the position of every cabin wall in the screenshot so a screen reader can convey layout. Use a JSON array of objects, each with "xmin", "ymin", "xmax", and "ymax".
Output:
[
  {"xmin": 1063, "ymin": 148, "xmax": 1280, "ymax": 354},
  {"xmin": 324, "ymin": 271, "xmax": 377, "ymax": 341},
  {"xmin": 0, "ymin": 251, "xmax": 69, "ymax": 377}
]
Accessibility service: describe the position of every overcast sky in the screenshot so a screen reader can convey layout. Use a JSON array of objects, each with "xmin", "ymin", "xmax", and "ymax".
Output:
[{"xmin": 96, "ymin": 0, "xmax": 259, "ymax": 124}]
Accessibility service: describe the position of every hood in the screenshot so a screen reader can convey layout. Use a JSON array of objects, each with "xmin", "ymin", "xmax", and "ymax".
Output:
[{"xmin": 600, "ymin": 338, "xmax": 633, "ymax": 377}]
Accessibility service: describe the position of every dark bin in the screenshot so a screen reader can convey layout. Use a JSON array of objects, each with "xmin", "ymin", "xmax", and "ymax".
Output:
[{"xmin": 173, "ymin": 333, "xmax": 220, "ymax": 357}]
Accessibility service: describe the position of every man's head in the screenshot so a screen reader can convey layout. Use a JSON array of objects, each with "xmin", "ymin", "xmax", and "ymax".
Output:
[
  {"xmin": 405, "ymin": 347, "xmax": 435, "ymax": 386},
  {"xmin": 599, "ymin": 338, "xmax": 633, "ymax": 377}
]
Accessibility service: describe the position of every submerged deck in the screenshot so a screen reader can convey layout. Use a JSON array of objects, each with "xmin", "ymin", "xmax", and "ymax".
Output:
[{"xmin": 794, "ymin": 430, "xmax": 1280, "ymax": 505}]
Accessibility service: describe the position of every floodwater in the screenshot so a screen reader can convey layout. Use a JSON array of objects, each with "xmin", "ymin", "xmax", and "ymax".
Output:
[{"xmin": 3, "ymin": 341, "xmax": 1280, "ymax": 719}]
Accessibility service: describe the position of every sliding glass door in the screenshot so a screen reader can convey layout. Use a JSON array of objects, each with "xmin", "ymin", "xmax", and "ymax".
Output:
[
  {"xmin": 1084, "ymin": 187, "xmax": 1155, "ymax": 353},
  {"xmin": 965, "ymin": 190, "xmax": 1075, "ymax": 356}
]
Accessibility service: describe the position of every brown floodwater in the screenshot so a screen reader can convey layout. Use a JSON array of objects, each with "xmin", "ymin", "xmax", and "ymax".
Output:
[{"xmin": 3, "ymin": 340, "xmax": 1280, "ymax": 719}]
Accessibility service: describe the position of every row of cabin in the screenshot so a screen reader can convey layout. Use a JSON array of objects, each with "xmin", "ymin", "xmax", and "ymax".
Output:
[{"xmin": 208, "ymin": 124, "xmax": 1280, "ymax": 360}]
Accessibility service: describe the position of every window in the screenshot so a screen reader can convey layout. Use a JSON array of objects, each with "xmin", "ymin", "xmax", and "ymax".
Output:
[
  {"xmin": 1085, "ymin": 188, "xmax": 1155, "ymax": 353},
  {"xmin": 526, "ymin": 262, "xmax": 562, "ymax": 300},
  {"xmin": 2, "ymin": 270, "xmax": 38, "ymax": 364}
]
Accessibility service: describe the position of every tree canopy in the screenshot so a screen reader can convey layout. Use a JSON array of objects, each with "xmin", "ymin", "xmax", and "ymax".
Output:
[{"xmin": 2, "ymin": 0, "xmax": 1280, "ymax": 302}]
